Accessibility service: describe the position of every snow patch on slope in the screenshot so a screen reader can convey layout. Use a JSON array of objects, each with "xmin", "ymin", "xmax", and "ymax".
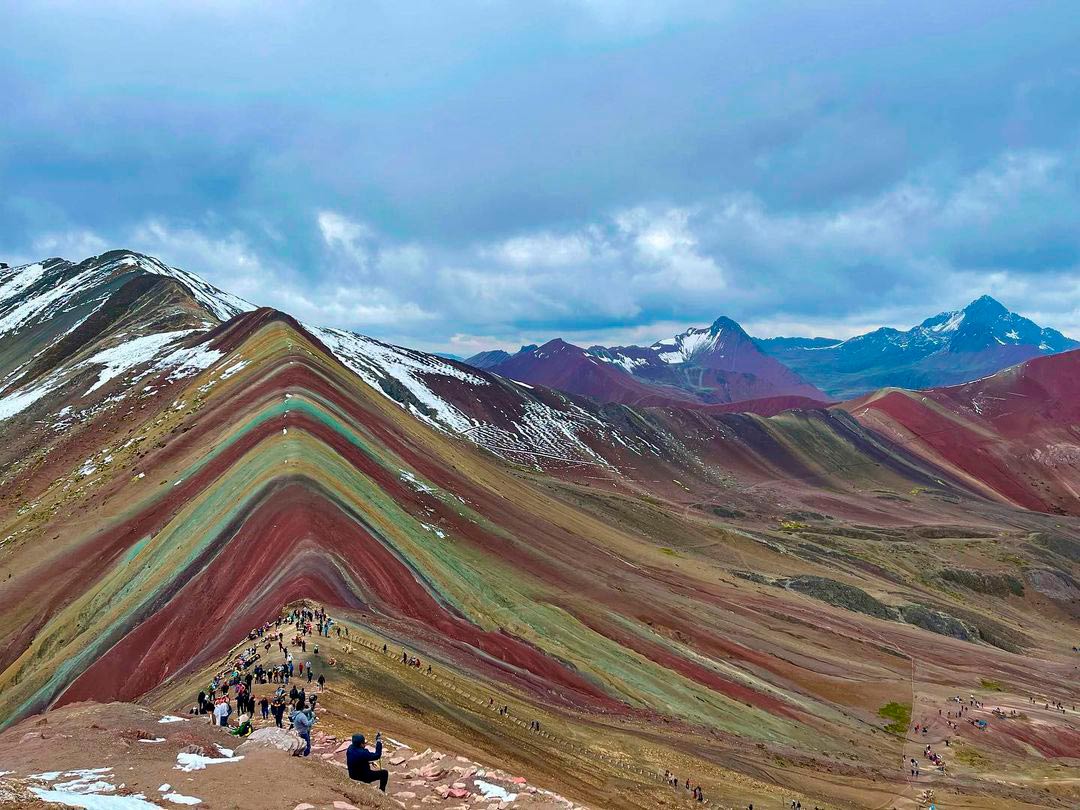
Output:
[
  {"xmin": 312, "ymin": 325, "xmax": 631, "ymax": 467},
  {"xmin": 0, "ymin": 374, "xmax": 64, "ymax": 420},
  {"xmin": 313, "ymin": 326, "xmax": 486, "ymax": 433},
  {"xmin": 81, "ymin": 331, "xmax": 196, "ymax": 394},
  {"xmin": 595, "ymin": 352, "xmax": 651, "ymax": 373},
  {"xmin": 0, "ymin": 263, "xmax": 101, "ymax": 337},
  {"xmin": 98, "ymin": 253, "xmax": 254, "ymax": 322}
]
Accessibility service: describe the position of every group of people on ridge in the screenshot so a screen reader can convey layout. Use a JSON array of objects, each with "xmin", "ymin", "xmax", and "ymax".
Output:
[{"xmin": 187, "ymin": 605, "xmax": 392, "ymax": 792}]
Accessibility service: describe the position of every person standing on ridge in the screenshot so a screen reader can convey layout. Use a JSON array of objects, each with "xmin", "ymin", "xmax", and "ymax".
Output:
[{"xmin": 291, "ymin": 703, "xmax": 314, "ymax": 756}]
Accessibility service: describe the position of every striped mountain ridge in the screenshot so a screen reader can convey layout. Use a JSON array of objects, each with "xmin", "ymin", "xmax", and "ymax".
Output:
[{"xmin": 0, "ymin": 252, "xmax": 1079, "ymax": 809}]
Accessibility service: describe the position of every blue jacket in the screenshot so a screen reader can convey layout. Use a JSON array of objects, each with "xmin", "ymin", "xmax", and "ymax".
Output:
[
  {"xmin": 347, "ymin": 740, "xmax": 382, "ymax": 777},
  {"xmin": 291, "ymin": 709, "xmax": 314, "ymax": 735}
]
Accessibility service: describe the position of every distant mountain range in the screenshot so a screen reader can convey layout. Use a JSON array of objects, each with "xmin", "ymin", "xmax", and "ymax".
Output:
[
  {"xmin": 757, "ymin": 295, "xmax": 1078, "ymax": 398},
  {"xmin": 468, "ymin": 317, "xmax": 829, "ymax": 410},
  {"xmin": 467, "ymin": 296, "xmax": 1077, "ymax": 404}
]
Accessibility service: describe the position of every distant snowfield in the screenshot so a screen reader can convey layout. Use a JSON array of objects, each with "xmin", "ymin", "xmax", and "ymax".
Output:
[
  {"xmin": 0, "ymin": 254, "xmax": 648, "ymax": 468},
  {"xmin": 0, "ymin": 253, "xmax": 246, "ymax": 422},
  {"xmin": 82, "ymin": 331, "xmax": 197, "ymax": 394},
  {"xmin": 311, "ymin": 325, "xmax": 632, "ymax": 468}
]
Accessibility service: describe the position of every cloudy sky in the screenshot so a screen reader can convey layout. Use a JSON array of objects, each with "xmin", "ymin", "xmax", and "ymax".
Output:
[{"xmin": 3, "ymin": 1, "xmax": 1079, "ymax": 353}]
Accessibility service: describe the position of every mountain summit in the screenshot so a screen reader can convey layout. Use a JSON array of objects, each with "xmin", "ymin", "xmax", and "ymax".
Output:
[
  {"xmin": 758, "ymin": 296, "xmax": 1077, "ymax": 398},
  {"xmin": 471, "ymin": 316, "xmax": 828, "ymax": 410}
]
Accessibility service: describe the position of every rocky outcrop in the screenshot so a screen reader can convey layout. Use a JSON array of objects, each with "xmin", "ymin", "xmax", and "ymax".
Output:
[
  {"xmin": 898, "ymin": 604, "xmax": 977, "ymax": 642},
  {"xmin": 783, "ymin": 576, "xmax": 898, "ymax": 620},
  {"xmin": 937, "ymin": 568, "xmax": 1024, "ymax": 597},
  {"xmin": 238, "ymin": 726, "xmax": 305, "ymax": 756}
]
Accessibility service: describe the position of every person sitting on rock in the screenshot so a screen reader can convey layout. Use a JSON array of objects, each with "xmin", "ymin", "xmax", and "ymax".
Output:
[
  {"xmin": 230, "ymin": 713, "xmax": 253, "ymax": 737},
  {"xmin": 347, "ymin": 731, "xmax": 389, "ymax": 792}
]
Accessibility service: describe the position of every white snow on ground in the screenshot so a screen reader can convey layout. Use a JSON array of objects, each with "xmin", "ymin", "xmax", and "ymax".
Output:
[
  {"xmin": 595, "ymin": 352, "xmax": 649, "ymax": 373},
  {"xmin": 157, "ymin": 716, "xmax": 187, "ymax": 724},
  {"xmin": 931, "ymin": 311, "xmax": 966, "ymax": 333},
  {"xmin": 161, "ymin": 793, "xmax": 201, "ymax": 806},
  {"xmin": 475, "ymin": 780, "xmax": 518, "ymax": 802},
  {"xmin": 0, "ymin": 374, "xmax": 62, "ymax": 421},
  {"xmin": 0, "ymin": 262, "xmax": 46, "ymax": 318},
  {"xmin": 138, "ymin": 738, "xmax": 167, "ymax": 744},
  {"xmin": 313, "ymin": 325, "xmax": 487, "ymax": 433},
  {"xmin": 0, "ymin": 325, "xmax": 224, "ymax": 418},
  {"xmin": 28, "ymin": 789, "xmax": 163, "ymax": 809},
  {"xmin": 218, "ymin": 359, "xmax": 248, "ymax": 379},
  {"xmin": 98, "ymin": 253, "xmax": 254, "ymax": 322},
  {"xmin": 81, "ymin": 332, "xmax": 195, "ymax": 394},
  {"xmin": 652, "ymin": 325, "xmax": 721, "ymax": 363},
  {"xmin": 27, "ymin": 767, "xmax": 163, "ymax": 809},
  {"xmin": 399, "ymin": 469, "xmax": 436, "ymax": 494},
  {"xmin": 0, "ymin": 261, "xmax": 137, "ymax": 340},
  {"xmin": 312, "ymin": 325, "xmax": 635, "ymax": 467},
  {"xmin": 173, "ymin": 752, "xmax": 243, "ymax": 772},
  {"xmin": 157, "ymin": 343, "xmax": 224, "ymax": 382}
]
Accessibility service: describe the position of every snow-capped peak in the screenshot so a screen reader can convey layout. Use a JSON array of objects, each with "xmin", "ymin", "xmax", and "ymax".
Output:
[
  {"xmin": 651, "ymin": 316, "xmax": 748, "ymax": 364},
  {"xmin": 929, "ymin": 310, "xmax": 965, "ymax": 333},
  {"xmin": 95, "ymin": 250, "xmax": 255, "ymax": 322}
]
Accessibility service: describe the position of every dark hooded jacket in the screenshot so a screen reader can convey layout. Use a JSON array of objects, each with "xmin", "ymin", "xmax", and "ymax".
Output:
[{"xmin": 346, "ymin": 735, "xmax": 382, "ymax": 778}]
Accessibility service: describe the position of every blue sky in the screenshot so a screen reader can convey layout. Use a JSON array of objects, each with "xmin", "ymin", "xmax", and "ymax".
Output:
[{"xmin": 2, "ymin": 1, "xmax": 1079, "ymax": 353}]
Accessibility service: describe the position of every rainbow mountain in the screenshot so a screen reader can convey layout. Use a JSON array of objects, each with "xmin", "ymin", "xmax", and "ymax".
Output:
[{"xmin": 1, "ymin": 251, "xmax": 1079, "ymax": 809}]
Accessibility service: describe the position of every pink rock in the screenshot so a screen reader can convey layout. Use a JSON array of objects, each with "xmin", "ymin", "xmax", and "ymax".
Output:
[
  {"xmin": 334, "ymin": 741, "xmax": 351, "ymax": 753},
  {"xmin": 293, "ymin": 805, "xmax": 315, "ymax": 810},
  {"xmin": 393, "ymin": 792, "xmax": 417, "ymax": 800},
  {"xmin": 510, "ymin": 777, "xmax": 527, "ymax": 784},
  {"xmin": 389, "ymin": 755, "xmax": 407, "ymax": 765},
  {"xmin": 452, "ymin": 781, "xmax": 467, "ymax": 789},
  {"xmin": 447, "ymin": 788, "xmax": 470, "ymax": 799},
  {"xmin": 332, "ymin": 803, "xmax": 359, "ymax": 810}
]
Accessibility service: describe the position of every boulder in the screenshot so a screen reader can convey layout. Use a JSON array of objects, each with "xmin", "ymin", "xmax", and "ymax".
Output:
[{"xmin": 237, "ymin": 726, "xmax": 305, "ymax": 756}]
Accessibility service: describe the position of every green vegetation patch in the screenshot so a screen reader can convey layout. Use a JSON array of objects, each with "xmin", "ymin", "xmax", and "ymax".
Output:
[
  {"xmin": 785, "ymin": 575, "xmax": 898, "ymax": 620},
  {"xmin": 954, "ymin": 746, "xmax": 989, "ymax": 767},
  {"xmin": 878, "ymin": 701, "xmax": 911, "ymax": 735},
  {"xmin": 980, "ymin": 679, "xmax": 1004, "ymax": 692},
  {"xmin": 938, "ymin": 568, "xmax": 1024, "ymax": 597}
]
